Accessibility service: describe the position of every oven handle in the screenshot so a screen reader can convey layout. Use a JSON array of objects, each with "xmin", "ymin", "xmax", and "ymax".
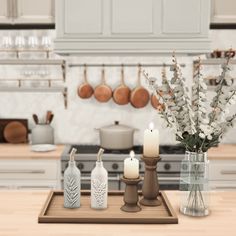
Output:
[
  {"xmin": 61, "ymin": 175, "xmax": 121, "ymax": 181},
  {"xmin": 158, "ymin": 177, "xmax": 180, "ymax": 181},
  {"xmin": 81, "ymin": 176, "xmax": 120, "ymax": 181},
  {"xmin": 0, "ymin": 169, "xmax": 45, "ymax": 174}
]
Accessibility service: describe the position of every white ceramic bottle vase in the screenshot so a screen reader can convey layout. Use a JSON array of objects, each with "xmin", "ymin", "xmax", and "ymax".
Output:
[
  {"xmin": 91, "ymin": 148, "xmax": 108, "ymax": 209},
  {"xmin": 64, "ymin": 148, "xmax": 81, "ymax": 208}
]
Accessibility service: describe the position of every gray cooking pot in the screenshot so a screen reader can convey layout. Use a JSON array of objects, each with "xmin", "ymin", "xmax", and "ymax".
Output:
[{"xmin": 96, "ymin": 121, "xmax": 138, "ymax": 150}]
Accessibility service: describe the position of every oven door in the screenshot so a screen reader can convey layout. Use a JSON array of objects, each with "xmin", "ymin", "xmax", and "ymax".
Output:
[
  {"xmin": 120, "ymin": 174, "xmax": 180, "ymax": 191},
  {"xmin": 158, "ymin": 176, "xmax": 180, "ymax": 190}
]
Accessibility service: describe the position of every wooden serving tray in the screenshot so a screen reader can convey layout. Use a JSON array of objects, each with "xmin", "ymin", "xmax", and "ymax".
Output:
[{"xmin": 38, "ymin": 191, "xmax": 178, "ymax": 224}]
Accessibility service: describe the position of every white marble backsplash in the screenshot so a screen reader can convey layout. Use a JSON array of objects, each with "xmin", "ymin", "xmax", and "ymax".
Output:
[{"xmin": 0, "ymin": 30, "xmax": 236, "ymax": 145}]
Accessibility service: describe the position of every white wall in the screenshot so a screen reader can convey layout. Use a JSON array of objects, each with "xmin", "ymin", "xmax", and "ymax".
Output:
[{"xmin": 0, "ymin": 29, "xmax": 235, "ymax": 145}]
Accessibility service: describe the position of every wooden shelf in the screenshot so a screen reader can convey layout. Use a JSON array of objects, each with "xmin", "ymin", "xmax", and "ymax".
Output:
[
  {"xmin": 193, "ymin": 58, "xmax": 236, "ymax": 65},
  {"xmin": 0, "ymin": 87, "xmax": 68, "ymax": 109},
  {"xmin": 0, "ymin": 48, "xmax": 53, "ymax": 58},
  {"xmin": 0, "ymin": 59, "xmax": 65, "ymax": 65}
]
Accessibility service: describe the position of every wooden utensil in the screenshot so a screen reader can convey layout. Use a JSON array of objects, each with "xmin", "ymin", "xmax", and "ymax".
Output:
[
  {"xmin": 48, "ymin": 114, "xmax": 54, "ymax": 124},
  {"xmin": 94, "ymin": 66, "xmax": 112, "ymax": 103},
  {"xmin": 46, "ymin": 111, "xmax": 52, "ymax": 124},
  {"xmin": 130, "ymin": 65, "xmax": 150, "ymax": 108},
  {"xmin": 32, "ymin": 114, "xmax": 39, "ymax": 124},
  {"xmin": 3, "ymin": 121, "xmax": 28, "ymax": 143},
  {"xmin": 113, "ymin": 65, "xmax": 131, "ymax": 105},
  {"xmin": 77, "ymin": 65, "xmax": 94, "ymax": 99}
]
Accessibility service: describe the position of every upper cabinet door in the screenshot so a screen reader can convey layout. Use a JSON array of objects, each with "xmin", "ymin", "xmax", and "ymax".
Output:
[
  {"xmin": 161, "ymin": 0, "xmax": 210, "ymax": 37},
  {"xmin": 13, "ymin": 0, "xmax": 55, "ymax": 24},
  {"xmin": 110, "ymin": 0, "xmax": 159, "ymax": 36},
  {"xmin": 211, "ymin": 0, "xmax": 236, "ymax": 23},
  {"xmin": 0, "ymin": 0, "xmax": 12, "ymax": 23},
  {"xmin": 64, "ymin": 0, "xmax": 102, "ymax": 35}
]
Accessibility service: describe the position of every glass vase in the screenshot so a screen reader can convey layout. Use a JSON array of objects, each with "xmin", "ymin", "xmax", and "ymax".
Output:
[{"xmin": 179, "ymin": 151, "xmax": 210, "ymax": 217}]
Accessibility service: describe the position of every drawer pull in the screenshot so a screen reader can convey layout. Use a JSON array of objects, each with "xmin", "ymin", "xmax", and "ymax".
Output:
[
  {"xmin": 0, "ymin": 170, "xmax": 45, "ymax": 174},
  {"xmin": 221, "ymin": 170, "xmax": 236, "ymax": 175},
  {"xmin": 17, "ymin": 186, "xmax": 53, "ymax": 189},
  {"xmin": 214, "ymin": 186, "xmax": 236, "ymax": 189},
  {"xmin": 0, "ymin": 186, "xmax": 9, "ymax": 189}
]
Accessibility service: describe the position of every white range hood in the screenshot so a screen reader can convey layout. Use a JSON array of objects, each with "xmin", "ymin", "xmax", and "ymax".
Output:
[{"xmin": 54, "ymin": 0, "xmax": 211, "ymax": 55}]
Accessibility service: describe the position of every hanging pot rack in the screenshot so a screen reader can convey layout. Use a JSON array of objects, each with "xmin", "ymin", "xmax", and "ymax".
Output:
[{"xmin": 68, "ymin": 63, "xmax": 186, "ymax": 68}]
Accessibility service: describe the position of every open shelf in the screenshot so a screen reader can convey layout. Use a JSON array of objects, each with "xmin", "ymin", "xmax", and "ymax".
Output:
[{"xmin": 0, "ymin": 87, "xmax": 68, "ymax": 109}]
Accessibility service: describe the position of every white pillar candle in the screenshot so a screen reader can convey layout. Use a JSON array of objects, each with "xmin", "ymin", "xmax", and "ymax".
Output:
[
  {"xmin": 143, "ymin": 122, "xmax": 159, "ymax": 157},
  {"xmin": 124, "ymin": 151, "xmax": 139, "ymax": 179}
]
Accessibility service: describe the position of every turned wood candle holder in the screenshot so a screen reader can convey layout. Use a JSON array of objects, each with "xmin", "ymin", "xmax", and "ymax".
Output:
[
  {"xmin": 120, "ymin": 176, "xmax": 142, "ymax": 213},
  {"xmin": 140, "ymin": 156, "xmax": 161, "ymax": 207}
]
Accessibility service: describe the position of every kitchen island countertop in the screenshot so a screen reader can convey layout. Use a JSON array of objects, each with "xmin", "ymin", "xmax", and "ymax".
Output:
[
  {"xmin": 0, "ymin": 144, "xmax": 64, "ymax": 159},
  {"xmin": 1, "ymin": 143, "xmax": 236, "ymax": 160},
  {"xmin": 0, "ymin": 190, "xmax": 235, "ymax": 236}
]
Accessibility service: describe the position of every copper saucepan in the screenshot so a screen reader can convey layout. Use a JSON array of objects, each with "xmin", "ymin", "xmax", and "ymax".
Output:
[
  {"xmin": 94, "ymin": 66, "xmax": 113, "ymax": 103},
  {"xmin": 130, "ymin": 65, "xmax": 150, "ymax": 108},
  {"xmin": 113, "ymin": 65, "xmax": 131, "ymax": 105},
  {"xmin": 151, "ymin": 66, "xmax": 166, "ymax": 111},
  {"xmin": 77, "ymin": 64, "xmax": 94, "ymax": 99}
]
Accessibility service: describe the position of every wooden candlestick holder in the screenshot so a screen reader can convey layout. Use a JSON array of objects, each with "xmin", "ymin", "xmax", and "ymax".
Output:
[
  {"xmin": 120, "ymin": 176, "xmax": 142, "ymax": 213},
  {"xmin": 140, "ymin": 156, "xmax": 161, "ymax": 206}
]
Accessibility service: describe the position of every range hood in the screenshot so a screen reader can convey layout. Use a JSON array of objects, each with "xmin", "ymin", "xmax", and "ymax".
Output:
[{"xmin": 54, "ymin": 0, "xmax": 211, "ymax": 55}]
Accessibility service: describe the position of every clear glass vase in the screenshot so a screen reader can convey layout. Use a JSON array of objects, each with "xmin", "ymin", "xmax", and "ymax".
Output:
[{"xmin": 179, "ymin": 151, "xmax": 210, "ymax": 217}]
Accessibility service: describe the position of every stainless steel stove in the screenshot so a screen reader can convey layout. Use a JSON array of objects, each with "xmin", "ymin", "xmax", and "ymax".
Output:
[{"xmin": 61, "ymin": 145, "xmax": 186, "ymax": 190}]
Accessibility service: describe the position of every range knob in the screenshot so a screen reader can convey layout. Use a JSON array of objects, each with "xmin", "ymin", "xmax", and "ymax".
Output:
[
  {"xmin": 77, "ymin": 163, "xmax": 84, "ymax": 170},
  {"xmin": 164, "ymin": 163, "xmax": 171, "ymax": 170},
  {"xmin": 182, "ymin": 163, "xmax": 188, "ymax": 170},
  {"xmin": 112, "ymin": 163, "xmax": 119, "ymax": 170}
]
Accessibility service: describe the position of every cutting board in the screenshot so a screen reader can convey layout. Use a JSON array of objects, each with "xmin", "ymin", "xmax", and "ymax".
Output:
[{"xmin": 0, "ymin": 119, "xmax": 29, "ymax": 143}]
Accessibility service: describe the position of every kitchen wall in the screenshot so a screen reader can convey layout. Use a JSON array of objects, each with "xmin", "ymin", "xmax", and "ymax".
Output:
[{"xmin": 0, "ymin": 29, "xmax": 236, "ymax": 145}]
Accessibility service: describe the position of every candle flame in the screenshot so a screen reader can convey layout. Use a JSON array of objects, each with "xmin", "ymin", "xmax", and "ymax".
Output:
[
  {"xmin": 149, "ymin": 122, "xmax": 154, "ymax": 131},
  {"xmin": 130, "ymin": 150, "xmax": 135, "ymax": 159}
]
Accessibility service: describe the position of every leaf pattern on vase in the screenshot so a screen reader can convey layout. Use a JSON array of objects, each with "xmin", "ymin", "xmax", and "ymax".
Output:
[
  {"xmin": 91, "ymin": 179, "xmax": 107, "ymax": 207},
  {"xmin": 64, "ymin": 175, "xmax": 80, "ymax": 208}
]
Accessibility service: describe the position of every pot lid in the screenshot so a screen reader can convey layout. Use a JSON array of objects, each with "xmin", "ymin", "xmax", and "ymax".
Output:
[{"xmin": 101, "ymin": 121, "xmax": 134, "ymax": 132}]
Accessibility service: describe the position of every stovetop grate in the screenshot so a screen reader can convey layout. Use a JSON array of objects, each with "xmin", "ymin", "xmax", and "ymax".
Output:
[{"xmin": 68, "ymin": 145, "xmax": 185, "ymax": 155}]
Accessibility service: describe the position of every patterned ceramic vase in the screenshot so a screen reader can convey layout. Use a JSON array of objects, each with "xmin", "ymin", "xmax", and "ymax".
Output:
[
  {"xmin": 64, "ymin": 148, "xmax": 81, "ymax": 208},
  {"xmin": 91, "ymin": 148, "xmax": 108, "ymax": 209}
]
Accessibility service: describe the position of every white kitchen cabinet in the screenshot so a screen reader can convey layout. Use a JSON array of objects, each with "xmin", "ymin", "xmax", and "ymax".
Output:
[
  {"xmin": 211, "ymin": 0, "xmax": 236, "ymax": 24},
  {"xmin": 54, "ymin": 0, "xmax": 211, "ymax": 54},
  {"xmin": 0, "ymin": 0, "xmax": 55, "ymax": 25},
  {"xmin": 14, "ymin": 0, "xmax": 54, "ymax": 24},
  {"xmin": 209, "ymin": 160, "xmax": 236, "ymax": 190},
  {"xmin": 0, "ymin": 0, "xmax": 12, "ymax": 23},
  {"xmin": 0, "ymin": 159, "xmax": 61, "ymax": 190}
]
